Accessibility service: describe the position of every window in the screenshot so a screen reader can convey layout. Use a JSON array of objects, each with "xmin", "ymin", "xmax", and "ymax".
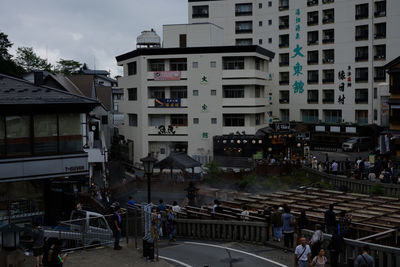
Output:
[
  {"xmin": 279, "ymin": 16, "xmax": 289, "ymax": 29},
  {"xmin": 259, "ymin": 39, "xmax": 263, "ymax": 45},
  {"xmin": 307, "ymin": 11, "xmax": 318, "ymax": 26},
  {"xmin": 374, "ymin": 87, "xmax": 378, "ymax": 99},
  {"xmin": 223, "ymin": 114, "xmax": 245, "ymax": 126},
  {"xmin": 280, "ymin": 53, "xmax": 289, "ymax": 66},
  {"xmin": 150, "ymin": 115, "xmax": 164, "ymax": 127},
  {"xmin": 148, "ymin": 59, "xmax": 165, "ymax": 71},
  {"xmin": 375, "ymin": 1, "xmax": 386, "ymax": 18},
  {"xmin": 223, "ymin": 57, "xmax": 244, "ymax": 70},
  {"xmin": 322, "ymin": 9, "xmax": 334, "ymax": 23},
  {"xmin": 308, "ymin": 70, "xmax": 319, "ymax": 84},
  {"xmin": 268, "ymin": 20, "xmax": 272, "ymax": 25},
  {"xmin": 355, "ymin": 46, "xmax": 369, "ymax": 61},
  {"xmin": 374, "ymin": 109, "xmax": 378, "ymax": 121},
  {"xmin": 268, "ymin": 1, "xmax": 272, "ymax": 7},
  {"xmin": 279, "ymin": 0, "xmax": 289, "ymax": 10},
  {"xmin": 323, "ymin": 69, "xmax": 334, "ymax": 83},
  {"xmin": 127, "ymin": 62, "xmax": 137, "ymax": 75},
  {"xmin": 308, "ymin": 31, "xmax": 319, "ymax": 45},
  {"xmin": 210, "ymin": 61, "xmax": 216, "ymax": 68},
  {"xmin": 34, "ymin": 114, "xmax": 57, "ymax": 154},
  {"xmin": 374, "ymin": 23, "xmax": 386, "ymax": 39},
  {"xmin": 322, "ymin": 90, "xmax": 334, "ymax": 103},
  {"xmin": 355, "ymin": 68, "xmax": 368, "ymax": 82},
  {"xmin": 223, "ymin": 85, "xmax": 244, "ymax": 98},
  {"xmin": 192, "ymin": 5, "xmax": 209, "ymax": 18},
  {"xmin": 356, "ymin": 110, "xmax": 369, "ymax": 124},
  {"xmin": 170, "ymin": 87, "xmax": 187, "ymax": 99},
  {"xmin": 322, "ymin": 49, "xmax": 334, "ymax": 64},
  {"xmin": 101, "ymin": 115, "xmax": 108, "ymax": 125},
  {"xmin": 235, "ymin": 21, "xmax": 253, "ymax": 34},
  {"xmin": 255, "ymin": 85, "xmax": 263, "ymax": 98},
  {"xmin": 259, "ymin": 21, "xmax": 263, "ymax": 27},
  {"xmin": 127, "ymin": 88, "xmax": 137, "ymax": 101},
  {"xmin": 0, "ymin": 117, "xmax": 4, "ymax": 156},
  {"xmin": 308, "ymin": 50, "xmax": 319, "ymax": 64},
  {"xmin": 307, "ymin": 90, "xmax": 319, "ymax": 103},
  {"xmin": 374, "ymin": 67, "xmax": 385, "ymax": 82},
  {"xmin": 301, "ymin": 110, "xmax": 319, "ymax": 123},
  {"xmin": 279, "ymin": 34, "xmax": 289, "ymax": 48},
  {"xmin": 307, "ymin": 0, "xmax": 318, "ymax": 7},
  {"xmin": 193, "ymin": 90, "xmax": 199, "ymax": 96},
  {"xmin": 149, "ymin": 87, "xmax": 165, "ymax": 99},
  {"xmin": 279, "ymin": 72, "xmax": 289, "ymax": 85},
  {"xmin": 235, "ymin": 3, "xmax": 252, "ymax": 16},
  {"xmin": 374, "ymin": 44, "xmax": 386, "ymax": 60},
  {"xmin": 324, "ymin": 110, "xmax": 342, "ymax": 123},
  {"xmin": 211, "ymin": 118, "xmax": 217, "ymax": 124},
  {"xmin": 255, "ymin": 58, "xmax": 264, "ymax": 71},
  {"xmin": 280, "ymin": 109, "xmax": 289, "ymax": 122},
  {"xmin": 59, "ymin": 113, "xmax": 82, "ymax": 153},
  {"xmin": 236, "ymin": 38, "xmax": 253, "ymax": 46},
  {"xmin": 192, "ymin": 62, "xmax": 198, "ymax": 69},
  {"xmin": 355, "ymin": 25, "xmax": 369, "ymax": 41},
  {"xmin": 193, "ymin": 118, "xmax": 199, "ymax": 124},
  {"xmin": 89, "ymin": 216, "xmax": 108, "ymax": 229},
  {"xmin": 128, "ymin": 114, "xmax": 138, "ymax": 127},
  {"xmin": 322, "ymin": 29, "xmax": 334, "ymax": 44},
  {"xmin": 355, "ymin": 3, "xmax": 369, "ymax": 20},
  {"xmin": 255, "ymin": 113, "xmax": 263, "ymax": 125},
  {"xmin": 211, "ymin": 89, "xmax": 217, "ymax": 96},
  {"xmin": 171, "ymin": 114, "xmax": 188, "ymax": 126},
  {"xmin": 170, "ymin": 58, "xmax": 187, "ymax": 71},
  {"xmin": 355, "ymin": 89, "xmax": 368, "ymax": 104},
  {"xmin": 279, "ymin": 90, "xmax": 289, "ymax": 103},
  {"xmin": 259, "ymin": 3, "xmax": 262, "ymax": 9},
  {"xmin": 268, "ymin": 38, "xmax": 272, "ymax": 44}
]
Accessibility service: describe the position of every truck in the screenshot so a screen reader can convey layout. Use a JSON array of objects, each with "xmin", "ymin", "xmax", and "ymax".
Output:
[{"xmin": 43, "ymin": 210, "xmax": 113, "ymax": 249}]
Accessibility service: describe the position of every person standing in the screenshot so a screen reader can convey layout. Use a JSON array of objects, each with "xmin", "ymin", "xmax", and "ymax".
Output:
[
  {"xmin": 310, "ymin": 248, "xmax": 328, "ymax": 267},
  {"xmin": 345, "ymin": 158, "xmax": 351, "ymax": 178},
  {"xmin": 167, "ymin": 207, "xmax": 177, "ymax": 242},
  {"xmin": 282, "ymin": 206, "xmax": 295, "ymax": 252},
  {"xmin": 338, "ymin": 211, "xmax": 352, "ymax": 238},
  {"xmin": 271, "ymin": 206, "xmax": 283, "ymax": 242},
  {"xmin": 331, "ymin": 161, "xmax": 338, "ymax": 175},
  {"xmin": 240, "ymin": 205, "xmax": 250, "ymax": 221},
  {"xmin": 324, "ymin": 204, "xmax": 336, "ymax": 234},
  {"xmin": 113, "ymin": 205, "xmax": 122, "ymax": 250},
  {"xmin": 32, "ymin": 222, "xmax": 44, "ymax": 267},
  {"xmin": 327, "ymin": 231, "xmax": 344, "ymax": 267},
  {"xmin": 297, "ymin": 210, "xmax": 309, "ymax": 242},
  {"xmin": 310, "ymin": 224, "xmax": 323, "ymax": 258},
  {"xmin": 354, "ymin": 245, "xmax": 375, "ymax": 267},
  {"xmin": 294, "ymin": 237, "xmax": 311, "ymax": 267},
  {"xmin": 172, "ymin": 201, "xmax": 181, "ymax": 213},
  {"xmin": 263, "ymin": 205, "xmax": 271, "ymax": 242}
]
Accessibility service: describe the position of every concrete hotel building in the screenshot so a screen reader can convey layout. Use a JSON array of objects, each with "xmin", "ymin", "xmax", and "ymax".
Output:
[
  {"xmin": 116, "ymin": 25, "xmax": 274, "ymax": 164},
  {"xmin": 188, "ymin": 0, "xmax": 400, "ymax": 126}
]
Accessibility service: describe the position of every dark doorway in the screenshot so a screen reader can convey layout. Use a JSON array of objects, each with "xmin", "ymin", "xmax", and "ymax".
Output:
[{"xmin": 179, "ymin": 34, "xmax": 187, "ymax": 48}]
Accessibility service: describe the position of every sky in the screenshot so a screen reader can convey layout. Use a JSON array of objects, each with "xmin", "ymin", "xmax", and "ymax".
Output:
[{"xmin": 0, "ymin": 0, "xmax": 188, "ymax": 77}]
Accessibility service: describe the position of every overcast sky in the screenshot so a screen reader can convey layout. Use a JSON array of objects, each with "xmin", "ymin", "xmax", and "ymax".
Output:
[{"xmin": 0, "ymin": 0, "xmax": 188, "ymax": 77}]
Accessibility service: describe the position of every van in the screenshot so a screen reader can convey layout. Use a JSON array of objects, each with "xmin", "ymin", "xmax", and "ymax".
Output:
[{"xmin": 342, "ymin": 137, "xmax": 372, "ymax": 152}]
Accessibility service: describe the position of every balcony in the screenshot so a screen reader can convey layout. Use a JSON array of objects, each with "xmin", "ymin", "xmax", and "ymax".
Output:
[
  {"xmin": 279, "ymin": 98, "xmax": 289, "ymax": 104},
  {"xmin": 279, "ymin": 42, "xmax": 289, "ymax": 48},
  {"xmin": 307, "ymin": 0, "xmax": 318, "ymax": 7},
  {"xmin": 147, "ymin": 98, "xmax": 188, "ymax": 109},
  {"xmin": 279, "ymin": 61, "xmax": 289, "ymax": 66},
  {"xmin": 323, "ymin": 78, "xmax": 334, "ymax": 84},
  {"xmin": 355, "ymin": 76, "xmax": 368, "ymax": 83},
  {"xmin": 222, "ymin": 98, "xmax": 266, "ymax": 107},
  {"xmin": 322, "ymin": 98, "xmax": 334, "ymax": 104},
  {"xmin": 308, "ymin": 58, "xmax": 319, "ymax": 64},
  {"xmin": 322, "ymin": 58, "xmax": 334, "ymax": 64},
  {"xmin": 279, "ymin": 80, "xmax": 289, "ymax": 85},
  {"xmin": 322, "ymin": 37, "xmax": 334, "ymax": 44},
  {"xmin": 236, "ymin": 28, "xmax": 253, "ymax": 34},
  {"xmin": 308, "ymin": 18, "xmax": 318, "ymax": 26},
  {"xmin": 148, "ymin": 126, "xmax": 188, "ymax": 137},
  {"xmin": 222, "ymin": 69, "xmax": 267, "ymax": 80},
  {"xmin": 355, "ymin": 55, "xmax": 369, "ymax": 61},
  {"xmin": 355, "ymin": 97, "xmax": 368, "ymax": 104},
  {"xmin": 236, "ymin": 10, "xmax": 252, "ymax": 16}
]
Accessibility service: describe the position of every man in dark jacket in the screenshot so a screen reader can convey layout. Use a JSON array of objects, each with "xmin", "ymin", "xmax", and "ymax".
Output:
[{"xmin": 324, "ymin": 204, "xmax": 336, "ymax": 234}]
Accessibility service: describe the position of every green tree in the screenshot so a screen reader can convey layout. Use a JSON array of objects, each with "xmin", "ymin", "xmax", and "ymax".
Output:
[
  {"xmin": 15, "ymin": 47, "xmax": 52, "ymax": 72},
  {"xmin": 0, "ymin": 32, "xmax": 13, "ymax": 60},
  {"xmin": 0, "ymin": 31, "xmax": 25, "ymax": 77},
  {"xmin": 55, "ymin": 58, "xmax": 82, "ymax": 74},
  {"xmin": 203, "ymin": 161, "xmax": 222, "ymax": 184}
]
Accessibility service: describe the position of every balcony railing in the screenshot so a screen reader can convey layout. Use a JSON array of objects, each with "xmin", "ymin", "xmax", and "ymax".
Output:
[
  {"xmin": 322, "ymin": 98, "xmax": 334, "ymax": 104},
  {"xmin": 322, "ymin": 37, "xmax": 334, "ymax": 44},
  {"xmin": 236, "ymin": 28, "xmax": 253, "ymax": 34},
  {"xmin": 307, "ymin": 98, "xmax": 319, "ymax": 104},
  {"xmin": 374, "ymin": 32, "xmax": 386, "ymax": 39},
  {"xmin": 279, "ymin": 43, "xmax": 289, "ymax": 48},
  {"xmin": 192, "ymin": 13, "xmax": 209, "ymax": 18},
  {"xmin": 355, "ymin": 76, "xmax": 368, "ymax": 82},
  {"xmin": 307, "ymin": 0, "xmax": 318, "ymax": 7},
  {"xmin": 279, "ymin": 61, "xmax": 289, "ymax": 66},
  {"xmin": 308, "ymin": 78, "xmax": 319, "ymax": 84},
  {"xmin": 374, "ymin": 54, "xmax": 386, "ymax": 60},
  {"xmin": 355, "ymin": 55, "xmax": 368, "ymax": 61},
  {"xmin": 279, "ymin": 23, "xmax": 289, "ymax": 29},
  {"xmin": 279, "ymin": 98, "xmax": 289, "ymax": 104},
  {"xmin": 308, "ymin": 59, "xmax": 319, "ymax": 64},
  {"xmin": 279, "ymin": 80, "xmax": 289, "ymax": 85},
  {"xmin": 322, "ymin": 17, "xmax": 334, "ymax": 24},
  {"xmin": 356, "ymin": 13, "xmax": 368, "ymax": 20},
  {"xmin": 236, "ymin": 11, "xmax": 252, "ymax": 16},
  {"xmin": 355, "ymin": 97, "xmax": 368, "ymax": 104},
  {"xmin": 307, "ymin": 19, "xmax": 318, "ymax": 26},
  {"xmin": 322, "ymin": 58, "xmax": 334, "ymax": 64},
  {"xmin": 279, "ymin": 4, "xmax": 289, "ymax": 11},
  {"xmin": 356, "ymin": 117, "xmax": 369, "ymax": 124},
  {"xmin": 308, "ymin": 39, "xmax": 319, "ymax": 45},
  {"xmin": 374, "ymin": 11, "xmax": 386, "ymax": 18},
  {"xmin": 323, "ymin": 78, "xmax": 334, "ymax": 83}
]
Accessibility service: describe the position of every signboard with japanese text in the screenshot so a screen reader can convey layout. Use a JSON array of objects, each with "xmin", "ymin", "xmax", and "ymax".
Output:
[
  {"xmin": 154, "ymin": 71, "xmax": 181, "ymax": 81},
  {"xmin": 154, "ymin": 98, "xmax": 181, "ymax": 108},
  {"xmin": 291, "ymin": 8, "xmax": 305, "ymax": 95}
]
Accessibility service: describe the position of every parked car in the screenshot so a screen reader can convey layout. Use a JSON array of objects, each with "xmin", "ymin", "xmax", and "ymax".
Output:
[{"xmin": 342, "ymin": 137, "xmax": 372, "ymax": 152}]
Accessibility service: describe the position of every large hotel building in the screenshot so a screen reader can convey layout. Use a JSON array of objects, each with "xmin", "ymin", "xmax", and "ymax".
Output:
[{"xmin": 189, "ymin": 0, "xmax": 400, "ymax": 126}]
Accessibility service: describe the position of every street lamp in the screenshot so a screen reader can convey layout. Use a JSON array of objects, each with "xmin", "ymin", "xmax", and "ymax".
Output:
[{"xmin": 140, "ymin": 153, "xmax": 157, "ymax": 204}]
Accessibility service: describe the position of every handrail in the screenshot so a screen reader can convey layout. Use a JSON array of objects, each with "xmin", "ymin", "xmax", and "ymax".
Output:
[{"xmin": 357, "ymin": 229, "xmax": 397, "ymax": 242}]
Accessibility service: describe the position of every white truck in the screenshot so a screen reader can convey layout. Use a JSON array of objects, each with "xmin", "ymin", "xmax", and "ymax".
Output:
[{"xmin": 44, "ymin": 210, "xmax": 113, "ymax": 249}]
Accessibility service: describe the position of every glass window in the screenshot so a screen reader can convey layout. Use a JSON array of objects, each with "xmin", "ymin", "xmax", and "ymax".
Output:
[
  {"xmin": 211, "ymin": 89, "xmax": 217, "ymax": 96},
  {"xmin": 193, "ymin": 118, "xmax": 199, "ymax": 124},
  {"xmin": 6, "ymin": 115, "xmax": 31, "ymax": 156},
  {"xmin": 192, "ymin": 62, "xmax": 198, "ymax": 69},
  {"xmin": 192, "ymin": 5, "xmax": 209, "ymax": 18},
  {"xmin": 148, "ymin": 59, "xmax": 165, "ymax": 71},
  {"xmin": 127, "ymin": 88, "xmax": 137, "ymax": 101},
  {"xmin": 171, "ymin": 115, "xmax": 188, "ymax": 126},
  {"xmin": 224, "ymin": 114, "xmax": 245, "ymax": 127},
  {"xmin": 235, "ymin": 3, "xmax": 253, "ymax": 16},
  {"xmin": 34, "ymin": 114, "xmax": 58, "ymax": 154},
  {"xmin": 149, "ymin": 87, "xmax": 165, "ymax": 99},
  {"xmin": 0, "ymin": 117, "xmax": 5, "ymax": 157},
  {"xmin": 223, "ymin": 86, "xmax": 245, "ymax": 98},
  {"xmin": 211, "ymin": 118, "xmax": 217, "ymax": 124},
  {"xmin": 223, "ymin": 57, "xmax": 245, "ymax": 70},
  {"xmin": 170, "ymin": 58, "xmax": 187, "ymax": 71},
  {"xmin": 128, "ymin": 114, "xmax": 138, "ymax": 127},
  {"xmin": 236, "ymin": 39, "xmax": 252, "ymax": 46},
  {"xmin": 59, "ymin": 113, "xmax": 82, "ymax": 153},
  {"xmin": 127, "ymin": 62, "xmax": 137, "ymax": 75},
  {"xmin": 193, "ymin": 90, "xmax": 199, "ymax": 96},
  {"xmin": 210, "ymin": 61, "xmax": 216, "ymax": 68},
  {"xmin": 170, "ymin": 87, "xmax": 187, "ymax": 99},
  {"xmin": 235, "ymin": 21, "xmax": 253, "ymax": 34}
]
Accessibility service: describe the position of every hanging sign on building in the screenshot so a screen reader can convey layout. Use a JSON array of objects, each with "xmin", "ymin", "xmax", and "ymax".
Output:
[
  {"xmin": 154, "ymin": 71, "xmax": 181, "ymax": 81},
  {"xmin": 154, "ymin": 98, "xmax": 181, "ymax": 108},
  {"xmin": 292, "ymin": 8, "xmax": 305, "ymax": 94}
]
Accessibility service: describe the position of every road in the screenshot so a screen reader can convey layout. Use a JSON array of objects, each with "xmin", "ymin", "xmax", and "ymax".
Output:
[{"xmin": 158, "ymin": 240, "xmax": 291, "ymax": 267}]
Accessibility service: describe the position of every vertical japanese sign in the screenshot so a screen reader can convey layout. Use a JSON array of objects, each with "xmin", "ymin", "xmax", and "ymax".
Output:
[
  {"xmin": 337, "ymin": 66, "xmax": 351, "ymax": 104},
  {"xmin": 292, "ymin": 8, "xmax": 304, "ymax": 94}
]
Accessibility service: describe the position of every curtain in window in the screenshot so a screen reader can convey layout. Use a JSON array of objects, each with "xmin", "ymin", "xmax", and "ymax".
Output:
[
  {"xmin": 34, "ymin": 114, "xmax": 58, "ymax": 154},
  {"xmin": 6, "ymin": 115, "xmax": 31, "ymax": 156},
  {"xmin": 59, "ymin": 113, "xmax": 82, "ymax": 153}
]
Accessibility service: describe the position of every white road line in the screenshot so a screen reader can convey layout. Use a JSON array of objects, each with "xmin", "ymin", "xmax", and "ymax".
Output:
[
  {"xmin": 159, "ymin": 255, "xmax": 194, "ymax": 267},
  {"xmin": 184, "ymin": 241, "xmax": 288, "ymax": 267}
]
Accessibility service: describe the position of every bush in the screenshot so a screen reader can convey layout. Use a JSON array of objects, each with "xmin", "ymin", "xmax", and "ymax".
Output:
[
  {"xmin": 370, "ymin": 182, "xmax": 384, "ymax": 196},
  {"xmin": 203, "ymin": 161, "xmax": 222, "ymax": 184},
  {"xmin": 237, "ymin": 173, "xmax": 258, "ymax": 189}
]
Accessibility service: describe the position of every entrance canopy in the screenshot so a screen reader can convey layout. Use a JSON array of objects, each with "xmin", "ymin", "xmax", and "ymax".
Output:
[{"xmin": 155, "ymin": 152, "xmax": 202, "ymax": 170}]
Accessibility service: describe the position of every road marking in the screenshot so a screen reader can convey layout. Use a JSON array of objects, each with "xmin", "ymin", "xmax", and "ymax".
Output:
[
  {"xmin": 184, "ymin": 241, "xmax": 288, "ymax": 267},
  {"xmin": 159, "ymin": 255, "xmax": 194, "ymax": 267}
]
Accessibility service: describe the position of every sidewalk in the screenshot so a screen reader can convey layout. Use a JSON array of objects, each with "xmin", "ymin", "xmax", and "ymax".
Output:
[{"xmin": 24, "ymin": 243, "xmax": 172, "ymax": 267}]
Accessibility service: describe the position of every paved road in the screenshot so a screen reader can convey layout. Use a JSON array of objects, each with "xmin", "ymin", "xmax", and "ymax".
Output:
[{"xmin": 159, "ymin": 240, "xmax": 291, "ymax": 267}]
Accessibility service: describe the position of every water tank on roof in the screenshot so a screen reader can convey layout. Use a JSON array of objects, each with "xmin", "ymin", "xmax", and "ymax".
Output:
[{"xmin": 136, "ymin": 29, "xmax": 161, "ymax": 48}]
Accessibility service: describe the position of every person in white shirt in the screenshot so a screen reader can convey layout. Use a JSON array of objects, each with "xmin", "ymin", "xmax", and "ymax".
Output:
[
  {"xmin": 172, "ymin": 201, "xmax": 181, "ymax": 213},
  {"xmin": 331, "ymin": 161, "xmax": 338, "ymax": 175},
  {"xmin": 240, "ymin": 205, "xmax": 250, "ymax": 221},
  {"xmin": 295, "ymin": 237, "xmax": 311, "ymax": 267},
  {"xmin": 368, "ymin": 171, "xmax": 376, "ymax": 182}
]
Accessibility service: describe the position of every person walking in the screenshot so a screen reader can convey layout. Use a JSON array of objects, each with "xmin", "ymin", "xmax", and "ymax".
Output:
[
  {"xmin": 327, "ymin": 230, "xmax": 344, "ymax": 267},
  {"xmin": 167, "ymin": 207, "xmax": 177, "ymax": 242},
  {"xmin": 32, "ymin": 222, "xmax": 44, "ymax": 267},
  {"xmin": 338, "ymin": 211, "xmax": 352, "ymax": 238},
  {"xmin": 354, "ymin": 245, "xmax": 375, "ymax": 267},
  {"xmin": 113, "ymin": 205, "xmax": 122, "ymax": 250},
  {"xmin": 310, "ymin": 224, "xmax": 323, "ymax": 258},
  {"xmin": 282, "ymin": 206, "xmax": 295, "ymax": 252},
  {"xmin": 324, "ymin": 204, "xmax": 336, "ymax": 234},
  {"xmin": 294, "ymin": 237, "xmax": 311, "ymax": 267},
  {"xmin": 345, "ymin": 158, "xmax": 351, "ymax": 178},
  {"xmin": 271, "ymin": 205, "xmax": 283, "ymax": 242},
  {"xmin": 310, "ymin": 248, "xmax": 328, "ymax": 267}
]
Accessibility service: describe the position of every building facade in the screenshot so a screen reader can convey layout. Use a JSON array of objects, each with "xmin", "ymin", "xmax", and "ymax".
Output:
[
  {"xmin": 116, "ymin": 28, "xmax": 274, "ymax": 165},
  {"xmin": 188, "ymin": 0, "xmax": 400, "ymax": 126}
]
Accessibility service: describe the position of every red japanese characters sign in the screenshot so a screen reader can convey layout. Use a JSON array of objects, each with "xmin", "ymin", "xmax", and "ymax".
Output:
[{"xmin": 154, "ymin": 71, "xmax": 181, "ymax": 81}]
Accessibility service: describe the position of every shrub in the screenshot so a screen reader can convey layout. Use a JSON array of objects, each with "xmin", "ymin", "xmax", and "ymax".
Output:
[{"xmin": 370, "ymin": 182, "xmax": 384, "ymax": 196}]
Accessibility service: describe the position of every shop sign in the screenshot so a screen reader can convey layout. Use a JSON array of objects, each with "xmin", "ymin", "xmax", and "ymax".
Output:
[
  {"xmin": 155, "ymin": 98, "xmax": 181, "ymax": 108},
  {"xmin": 154, "ymin": 71, "xmax": 181, "ymax": 81}
]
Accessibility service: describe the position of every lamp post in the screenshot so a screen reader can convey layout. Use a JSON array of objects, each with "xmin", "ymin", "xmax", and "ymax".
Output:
[{"xmin": 140, "ymin": 153, "xmax": 157, "ymax": 204}]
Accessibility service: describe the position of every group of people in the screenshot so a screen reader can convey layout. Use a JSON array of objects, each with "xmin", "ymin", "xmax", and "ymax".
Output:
[{"xmin": 151, "ymin": 199, "xmax": 180, "ymax": 242}]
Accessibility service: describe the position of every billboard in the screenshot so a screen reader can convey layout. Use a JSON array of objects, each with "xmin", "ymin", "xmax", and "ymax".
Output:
[
  {"xmin": 154, "ymin": 98, "xmax": 181, "ymax": 108},
  {"xmin": 154, "ymin": 71, "xmax": 181, "ymax": 81}
]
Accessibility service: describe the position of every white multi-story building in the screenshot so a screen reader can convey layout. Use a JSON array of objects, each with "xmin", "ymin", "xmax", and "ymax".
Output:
[
  {"xmin": 188, "ymin": 0, "xmax": 400, "ymax": 126},
  {"xmin": 116, "ymin": 24, "xmax": 274, "ymax": 164}
]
